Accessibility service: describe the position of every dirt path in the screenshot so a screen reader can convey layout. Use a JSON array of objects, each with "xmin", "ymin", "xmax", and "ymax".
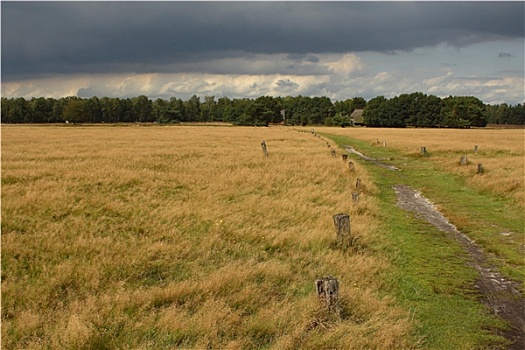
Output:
[
  {"xmin": 344, "ymin": 146, "xmax": 400, "ymax": 171},
  {"xmin": 394, "ymin": 184, "xmax": 524, "ymax": 349},
  {"xmin": 345, "ymin": 145, "xmax": 525, "ymax": 349}
]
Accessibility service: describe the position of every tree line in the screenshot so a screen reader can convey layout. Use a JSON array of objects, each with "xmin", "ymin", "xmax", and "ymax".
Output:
[
  {"xmin": 364, "ymin": 93, "xmax": 492, "ymax": 128},
  {"xmin": 1, "ymin": 93, "xmax": 523, "ymax": 127}
]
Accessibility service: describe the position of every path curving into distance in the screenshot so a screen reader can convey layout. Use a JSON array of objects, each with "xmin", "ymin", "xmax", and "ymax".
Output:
[{"xmin": 345, "ymin": 145, "xmax": 524, "ymax": 349}]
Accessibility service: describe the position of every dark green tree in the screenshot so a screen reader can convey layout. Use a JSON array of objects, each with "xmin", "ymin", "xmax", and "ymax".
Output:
[
  {"xmin": 185, "ymin": 95, "xmax": 201, "ymax": 122},
  {"xmin": 169, "ymin": 97, "xmax": 186, "ymax": 122},
  {"xmin": 363, "ymin": 96, "xmax": 388, "ymax": 127},
  {"xmin": 201, "ymin": 96, "xmax": 217, "ymax": 122},
  {"xmin": 84, "ymin": 96, "xmax": 103, "ymax": 123},
  {"xmin": 507, "ymin": 104, "xmax": 525, "ymax": 125},
  {"xmin": 12, "ymin": 97, "xmax": 31, "ymax": 123},
  {"xmin": 132, "ymin": 95, "xmax": 153, "ymax": 123},
  {"xmin": 1, "ymin": 97, "xmax": 14, "ymax": 123},
  {"xmin": 216, "ymin": 97, "xmax": 233, "ymax": 122},
  {"xmin": 351, "ymin": 97, "xmax": 367, "ymax": 109},
  {"xmin": 334, "ymin": 99, "xmax": 353, "ymax": 116},
  {"xmin": 442, "ymin": 96, "xmax": 486, "ymax": 128},
  {"xmin": 63, "ymin": 98, "xmax": 86, "ymax": 124},
  {"xmin": 30, "ymin": 97, "xmax": 55, "ymax": 123}
]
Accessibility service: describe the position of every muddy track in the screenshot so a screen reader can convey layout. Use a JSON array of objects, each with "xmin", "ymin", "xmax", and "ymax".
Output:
[
  {"xmin": 345, "ymin": 145, "xmax": 525, "ymax": 349},
  {"xmin": 345, "ymin": 146, "xmax": 400, "ymax": 171}
]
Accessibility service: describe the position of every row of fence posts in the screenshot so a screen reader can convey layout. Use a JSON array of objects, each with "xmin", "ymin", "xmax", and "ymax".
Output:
[
  {"xmin": 310, "ymin": 129, "xmax": 363, "ymax": 313},
  {"xmin": 261, "ymin": 132, "xmax": 346, "ymax": 313},
  {"xmin": 261, "ymin": 132, "xmax": 484, "ymax": 313},
  {"xmin": 315, "ymin": 213, "xmax": 352, "ymax": 313},
  {"xmin": 421, "ymin": 144, "xmax": 484, "ymax": 174},
  {"xmin": 458, "ymin": 145, "xmax": 484, "ymax": 174}
]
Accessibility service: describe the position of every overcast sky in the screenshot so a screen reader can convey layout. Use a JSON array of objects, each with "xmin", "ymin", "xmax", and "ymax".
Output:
[{"xmin": 2, "ymin": 1, "xmax": 524, "ymax": 104}]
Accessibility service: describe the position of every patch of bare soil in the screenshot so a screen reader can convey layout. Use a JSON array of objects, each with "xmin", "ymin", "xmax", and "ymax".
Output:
[
  {"xmin": 344, "ymin": 146, "xmax": 400, "ymax": 171},
  {"xmin": 344, "ymin": 145, "xmax": 524, "ymax": 348},
  {"xmin": 393, "ymin": 184, "xmax": 524, "ymax": 350}
]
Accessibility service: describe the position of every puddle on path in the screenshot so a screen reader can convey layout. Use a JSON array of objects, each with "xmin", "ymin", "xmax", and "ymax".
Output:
[
  {"xmin": 393, "ymin": 184, "xmax": 524, "ymax": 349},
  {"xmin": 343, "ymin": 144, "xmax": 523, "ymax": 347}
]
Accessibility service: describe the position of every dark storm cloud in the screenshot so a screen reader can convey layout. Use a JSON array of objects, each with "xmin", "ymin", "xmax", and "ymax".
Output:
[
  {"xmin": 2, "ymin": 1, "xmax": 523, "ymax": 80},
  {"xmin": 274, "ymin": 78, "xmax": 299, "ymax": 92}
]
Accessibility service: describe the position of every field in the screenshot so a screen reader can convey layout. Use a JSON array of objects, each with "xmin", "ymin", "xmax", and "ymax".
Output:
[
  {"xmin": 2, "ymin": 125, "xmax": 523, "ymax": 349},
  {"xmin": 316, "ymin": 127, "xmax": 524, "ymax": 208},
  {"xmin": 2, "ymin": 125, "xmax": 412, "ymax": 349}
]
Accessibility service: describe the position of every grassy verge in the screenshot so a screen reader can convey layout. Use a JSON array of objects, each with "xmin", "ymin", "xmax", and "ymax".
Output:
[{"xmin": 324, "ymin": 133, "xmax": 522, "ymax": 349}]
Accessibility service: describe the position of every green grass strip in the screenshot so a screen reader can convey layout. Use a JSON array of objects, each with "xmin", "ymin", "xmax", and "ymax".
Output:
[{"xmin": 325, "ymin": 133, "xmax": 522, "ymax": 349}]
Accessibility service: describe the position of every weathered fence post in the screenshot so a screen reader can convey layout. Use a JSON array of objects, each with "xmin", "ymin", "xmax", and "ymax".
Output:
[
  {"xmin": 333, "ymin": 213, "xmax": 351, "ymax": 246},
  {"xmin": 261, "ymin": 140, "xmax": 268, "ymax": 158},
  {"xmin": 477, "ymin": 163, "xmax": 484, "ymax": 174},
  {"xmin": 342, "ymin": 154, "xmax": 348, "ymax": 161},
  {"xmin": 315, "ymin": 276, "xmax": 339, "ymax": 312},
  {"xmin": 460, "ymin": 156, "xmax": 468, "ymax": 165}
]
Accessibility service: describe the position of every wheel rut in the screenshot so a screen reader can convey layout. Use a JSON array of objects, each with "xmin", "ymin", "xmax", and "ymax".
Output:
[
  {"xmin": 394, "ymin": 184, "xmax": 524, "ymax": 350},
  {"xmin": 345, "ymin": 145, "xmax": 524, "ymax": 349}
]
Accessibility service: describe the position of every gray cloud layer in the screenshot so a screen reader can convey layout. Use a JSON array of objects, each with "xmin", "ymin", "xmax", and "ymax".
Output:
[{"xmin": 2, "ymin": 1, "xmax": 524, "ymax": 80}]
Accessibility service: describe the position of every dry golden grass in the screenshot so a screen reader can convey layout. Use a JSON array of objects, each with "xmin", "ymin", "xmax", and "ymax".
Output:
[
  {"xmin": 315, "ymin": 127, "xmax": 525, "ymax": 208},
  {"xmin": 2, "ymin": 125, "xmax": 415, "ymax": 349}
]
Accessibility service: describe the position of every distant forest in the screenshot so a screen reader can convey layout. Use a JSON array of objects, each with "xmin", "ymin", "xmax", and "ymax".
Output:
[{"xmin": 1, "ymin": 93, "xmax": 524, "ymax": 127}]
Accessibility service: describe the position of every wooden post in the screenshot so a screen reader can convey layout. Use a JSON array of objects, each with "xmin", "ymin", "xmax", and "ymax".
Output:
[
  {"xmin": 342, "ymin": 154, "xmax": 348, "ymax": 161},
  {"xmin": 477, "ymin": 163, "xmax": 484, "ymax": 174},
  {"xmin": 333, "ymin": 213, "xmax": 351, "ymax": 246},
  {"xmin": 315, "ymin": 276, "xmax": 339, "ymax": 311},
  {"xmin": 460, "ymin": 156, "xmax": 468, "ymax": 165},
  {"xmin": 261, "ymin": 140, "xmax": 268, "ymax": 158}
]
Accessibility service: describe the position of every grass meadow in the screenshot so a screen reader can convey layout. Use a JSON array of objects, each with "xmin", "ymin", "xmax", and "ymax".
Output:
[
  {"xmin": 2, "ymin": 125, "xmax": 414, "ymax": 349},
  {"xmin": 318, "ymin": 126, "xmax": 524, "ymax": 284},
  {"xmin": 319, "ymin": 127, "xmax": 524, "ymax": 349},
  {"xmin": 316, "ymin": 127, "xmax": 524, "ymax": 208}
]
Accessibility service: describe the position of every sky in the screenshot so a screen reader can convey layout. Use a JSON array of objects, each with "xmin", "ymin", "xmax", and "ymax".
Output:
[{"xmin": 2, "ymin": 1, "xmax": 524, "ymax": 105}]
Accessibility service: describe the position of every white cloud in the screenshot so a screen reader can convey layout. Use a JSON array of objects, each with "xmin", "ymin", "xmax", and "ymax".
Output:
[
  {"xmin": 2, "ymin": 48, "xmax": 523, "ymax": 105},
  {"xmin": 325, "ymin": 53, "xmax": 366, "ymax": 75},
  {"xmin": 424, "ymin": 71, "xmax": 454, "ymax": 87}
]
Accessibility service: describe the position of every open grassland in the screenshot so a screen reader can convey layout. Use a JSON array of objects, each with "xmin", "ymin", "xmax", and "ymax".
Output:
[
  {"xmin": 318, "ymin": 127, "xmax": 524, "ymax": 349},
  {"xmin": 316, "ymin": 127, "xmax": 524, "ymax": 282},
  {"xmin": 315, "ymin": 127, "xmax": 524, "ymax": 208},
  {"xmin": 2, "ymin": 125, "xmax": 415, "ymax": 349}
]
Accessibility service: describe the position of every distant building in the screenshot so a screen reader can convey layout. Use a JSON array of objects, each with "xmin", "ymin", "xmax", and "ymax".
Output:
[{"xmin": 351, "ymin": 109, "xmax": 365, "ymax": 126}]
